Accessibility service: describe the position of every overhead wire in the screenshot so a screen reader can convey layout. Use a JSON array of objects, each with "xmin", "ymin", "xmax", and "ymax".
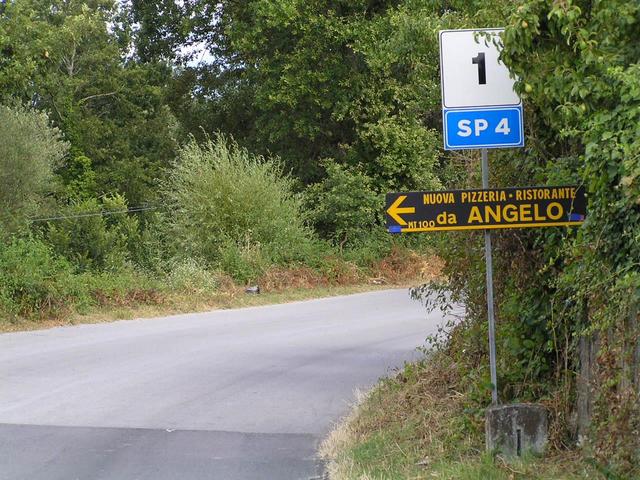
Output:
[{"xmin": 28, "ymin": 205, "xmax": 161, "ymax": 223}]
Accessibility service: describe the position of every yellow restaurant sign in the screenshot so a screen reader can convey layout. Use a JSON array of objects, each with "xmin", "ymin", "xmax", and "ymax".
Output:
[{"xmin": 386, "ymin": 186, "xmax": 586, "ymax": 233}]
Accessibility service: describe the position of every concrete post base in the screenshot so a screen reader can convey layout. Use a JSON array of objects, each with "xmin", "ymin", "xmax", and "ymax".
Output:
[{"xmin": 485, "ymin": 403, "xmax": 548, "ymax": 457}]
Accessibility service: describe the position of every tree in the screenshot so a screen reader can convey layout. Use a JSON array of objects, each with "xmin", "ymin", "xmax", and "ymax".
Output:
[
  {"xmin": 0, "ymin": 0, "xmax": 178, "ymax": 205},
  {"xmin": 499, "ymin": 1, "xmax": 640, "ymax": 472},
  {"xmin": 0, "ymin": 105, "xmax": 68, "ymax": 236},
  {"xmin": 130, "ymin": 1, "xmax": 441, "ymax": 189}
]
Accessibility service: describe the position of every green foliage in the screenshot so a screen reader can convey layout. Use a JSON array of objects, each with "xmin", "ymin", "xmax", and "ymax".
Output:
[
  {"xmin": 217, "ymin": 237, "xmax": 270, "ymax": 284},
  {"xmin": 0, "ymin": 234, "xmax": 166, "ymax": 319},
  {"xmin": 0, "ymin": 0, "xmax": 449, "ymax": 319},
  {"xmin": 0, "ymin": 0, "xmax": 178, "ymax": 205},
  {"xmin": 46, "ymin": 194, "xmax": 141, "ymax": 272},
  {"xmin": 342, "ymin": 232, "xmax": 404, "ymax": 268},
  {"xmin": 0, "ymin": 237, "xmax": 80, "ymax": 318},
  {"xmin": 0, "ymin": 105, "xmax": 68, "ymax": 236},
  {"xmin": 305, "ymin": 162, "xmax": 381, "ymax": 246},
  {"xmin": 164, "ymin": 258, "xmax": 220, "ymax": 295},
  {"xmin": 57, "ymin": 152, "xmax": 99, "ymax": 201},
  {"xmin": 163, "ymin": 135, "xmax": 318, "ymax": 281},
  {"xmin": 501, "ymin": 4, "xmax": 639, "ymax": 473},
  {"xmin": 420, "ymin": 0, "xmax": 640, "ymax": 476},
  {"xmin": 155, "ymin": 1, "xmax": 446, "ymax": 193},
  {"xmin": 75, "ymin": 267, "xmax": 161, "ymax": 309}
]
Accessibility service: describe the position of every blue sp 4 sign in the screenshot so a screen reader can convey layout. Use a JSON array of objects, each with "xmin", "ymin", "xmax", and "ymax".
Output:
[
  {"xmin": 439, "ymin": 29, "xmax": 524, "ymax": 150},
  {"xmin": 443, "ymin": 106, "xmax": 524, "ymax": 150}
]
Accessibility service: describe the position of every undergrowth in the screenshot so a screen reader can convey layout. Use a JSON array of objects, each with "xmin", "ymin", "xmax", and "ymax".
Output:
[
  {"xmin": 0, "ymin": 243, "xmax": 441, "ymax": 330},
  {"xmin": 321, "ymin": 345, "xmax": 602, "ymax": 480}
]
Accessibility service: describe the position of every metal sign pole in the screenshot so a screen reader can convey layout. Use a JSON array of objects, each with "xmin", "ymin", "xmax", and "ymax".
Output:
[{"xmin": 481, "ymin": 148, "xmax": 499, "ymax": 405}]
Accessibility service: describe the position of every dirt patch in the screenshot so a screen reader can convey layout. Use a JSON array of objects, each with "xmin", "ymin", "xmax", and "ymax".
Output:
[
  {"xmin": 370, "ymin": 247, "xmax": 444, "ymax": 285},
  {"xmin": 257, "ymin": 250, "xmax": 443, "ymax": 292},
  {"xmin": 257, "ymin": 266, "xmax": 329, "ymax": 291}
]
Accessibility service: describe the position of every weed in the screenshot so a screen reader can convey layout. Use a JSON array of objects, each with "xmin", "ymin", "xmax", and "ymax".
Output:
[{"xmin": 321, "ymin": 350, "xmax": 603, "ymax": 480}]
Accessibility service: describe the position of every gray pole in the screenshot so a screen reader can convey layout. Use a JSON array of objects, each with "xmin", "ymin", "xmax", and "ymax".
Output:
[{"xmin": 481, "ymin": 148, "xmax": 499, "ymax": 405}]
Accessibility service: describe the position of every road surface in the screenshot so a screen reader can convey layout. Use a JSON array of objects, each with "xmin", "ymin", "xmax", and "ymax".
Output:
[{"xmin": 0, "ymin": 289, "xmax": 456, "ymax": 480}]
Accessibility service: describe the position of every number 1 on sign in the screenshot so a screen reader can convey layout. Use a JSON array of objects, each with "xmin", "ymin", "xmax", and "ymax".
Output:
[{"xmin": 472, "ymin": 52, "xmax": 486, "ymax": 85}]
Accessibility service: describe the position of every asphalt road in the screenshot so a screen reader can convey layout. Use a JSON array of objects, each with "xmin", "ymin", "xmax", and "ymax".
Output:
[{"xmin": 0, "ymin": 289, "xmax": 456, "ymax": 480}]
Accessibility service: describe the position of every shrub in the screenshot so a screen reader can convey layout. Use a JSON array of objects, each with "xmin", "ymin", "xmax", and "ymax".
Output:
[
  {"xmin": 46, "ymin": 194, "xmax": 141, "ymax": 272},
  {"xmin": 56, "ymin": 152, "xmax": 98, "ymax": 202},
  {"xmin": 164, "ymin": 258, "xmax": 220, "ymax": 295},
  {"xmin": 163, "ymin": 135, "xmax": 318, "ymax": 280},
  {"xmin": 0, "ymin": 237, "xmax": 82, "ymax": 318},
  {"xmin": 217, "ymin": 237, "xmax": 269, "ymax": 284},
  {"xmin": 79, "ymin": 268, "xmax": 162, "ymax": 308},
  {"xmin": 304, "ymin": 161, "xmax": 381, "ymax": 247}
]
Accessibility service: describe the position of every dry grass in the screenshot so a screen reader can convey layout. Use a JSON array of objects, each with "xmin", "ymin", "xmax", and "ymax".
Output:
[
  {"xmin": 0, "ymin": 251, "xmax": 442, "ymax": 333},
  {"xmin": 320, "ymin": 350, "xmax": 603, "ymax": 480},
  {"xmin": 257, "ymin": 246, "xmax": 444, "ymax": 293},
  {"xmin": 0, "ymin": 283, "xmax": 394, "ymax": 334},
  {"xmin": 319, "ymin": 352, "xmax": 479, "ymax": 480},
  {"xmin": 369, "ymin": 248, "xmax": 444, "ymax": 285},
  {"xmin": 320, "ymin": 389, "xmax": 373, "ymax": 480},
  {"xmin": 257, "ymin": 266, "xmax": 329, "ymax": 291}
]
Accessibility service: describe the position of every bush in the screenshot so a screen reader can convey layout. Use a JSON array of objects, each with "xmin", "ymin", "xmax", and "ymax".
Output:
[
  {"xmin": 343, "ymin": 231, "xmax": 404, "ymax": 267},
  {"xmin": 0, "ymin": 105, "xmax": 68, "ymax": 236},
  {"xmin": 46, "ymin": 194, "xmax": 141, "ymax": 272},
  {"xmin": 78, "ymin": 268, "xmax": 162, "ymax": 309},
  {"xmin": 217, "ymin": 237, "xmax": 269, "ymax": 284},
  {"xmin": 164, "ymin": 258, "xmax": 220, "ymax": 295},
  {"xmin": 0, "ymin": 234, "xmax": 169, "ymax": 320},
  {"xmin": 163, "ymin": 135, "xmax": 319, "ymax": 280},
  {"xmin": 0, "ymin": 237, "xmax": 83, "ymax": 318},
  {"xmin": 56, "ymin": 152, "xmax": 98, "ymax": 201},
  {"xmin": 304, "ymin": 161, "xmax": 382, "ymax": 247}
]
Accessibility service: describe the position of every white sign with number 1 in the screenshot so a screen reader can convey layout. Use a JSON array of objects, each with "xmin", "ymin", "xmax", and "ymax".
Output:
[
  {"xmin": 439, "ymin": 28, "xmax": 524, "ymax": 150},
  {"xmin": 439, "ymin": 28, "xmax": 520, "ymax": 109}
]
